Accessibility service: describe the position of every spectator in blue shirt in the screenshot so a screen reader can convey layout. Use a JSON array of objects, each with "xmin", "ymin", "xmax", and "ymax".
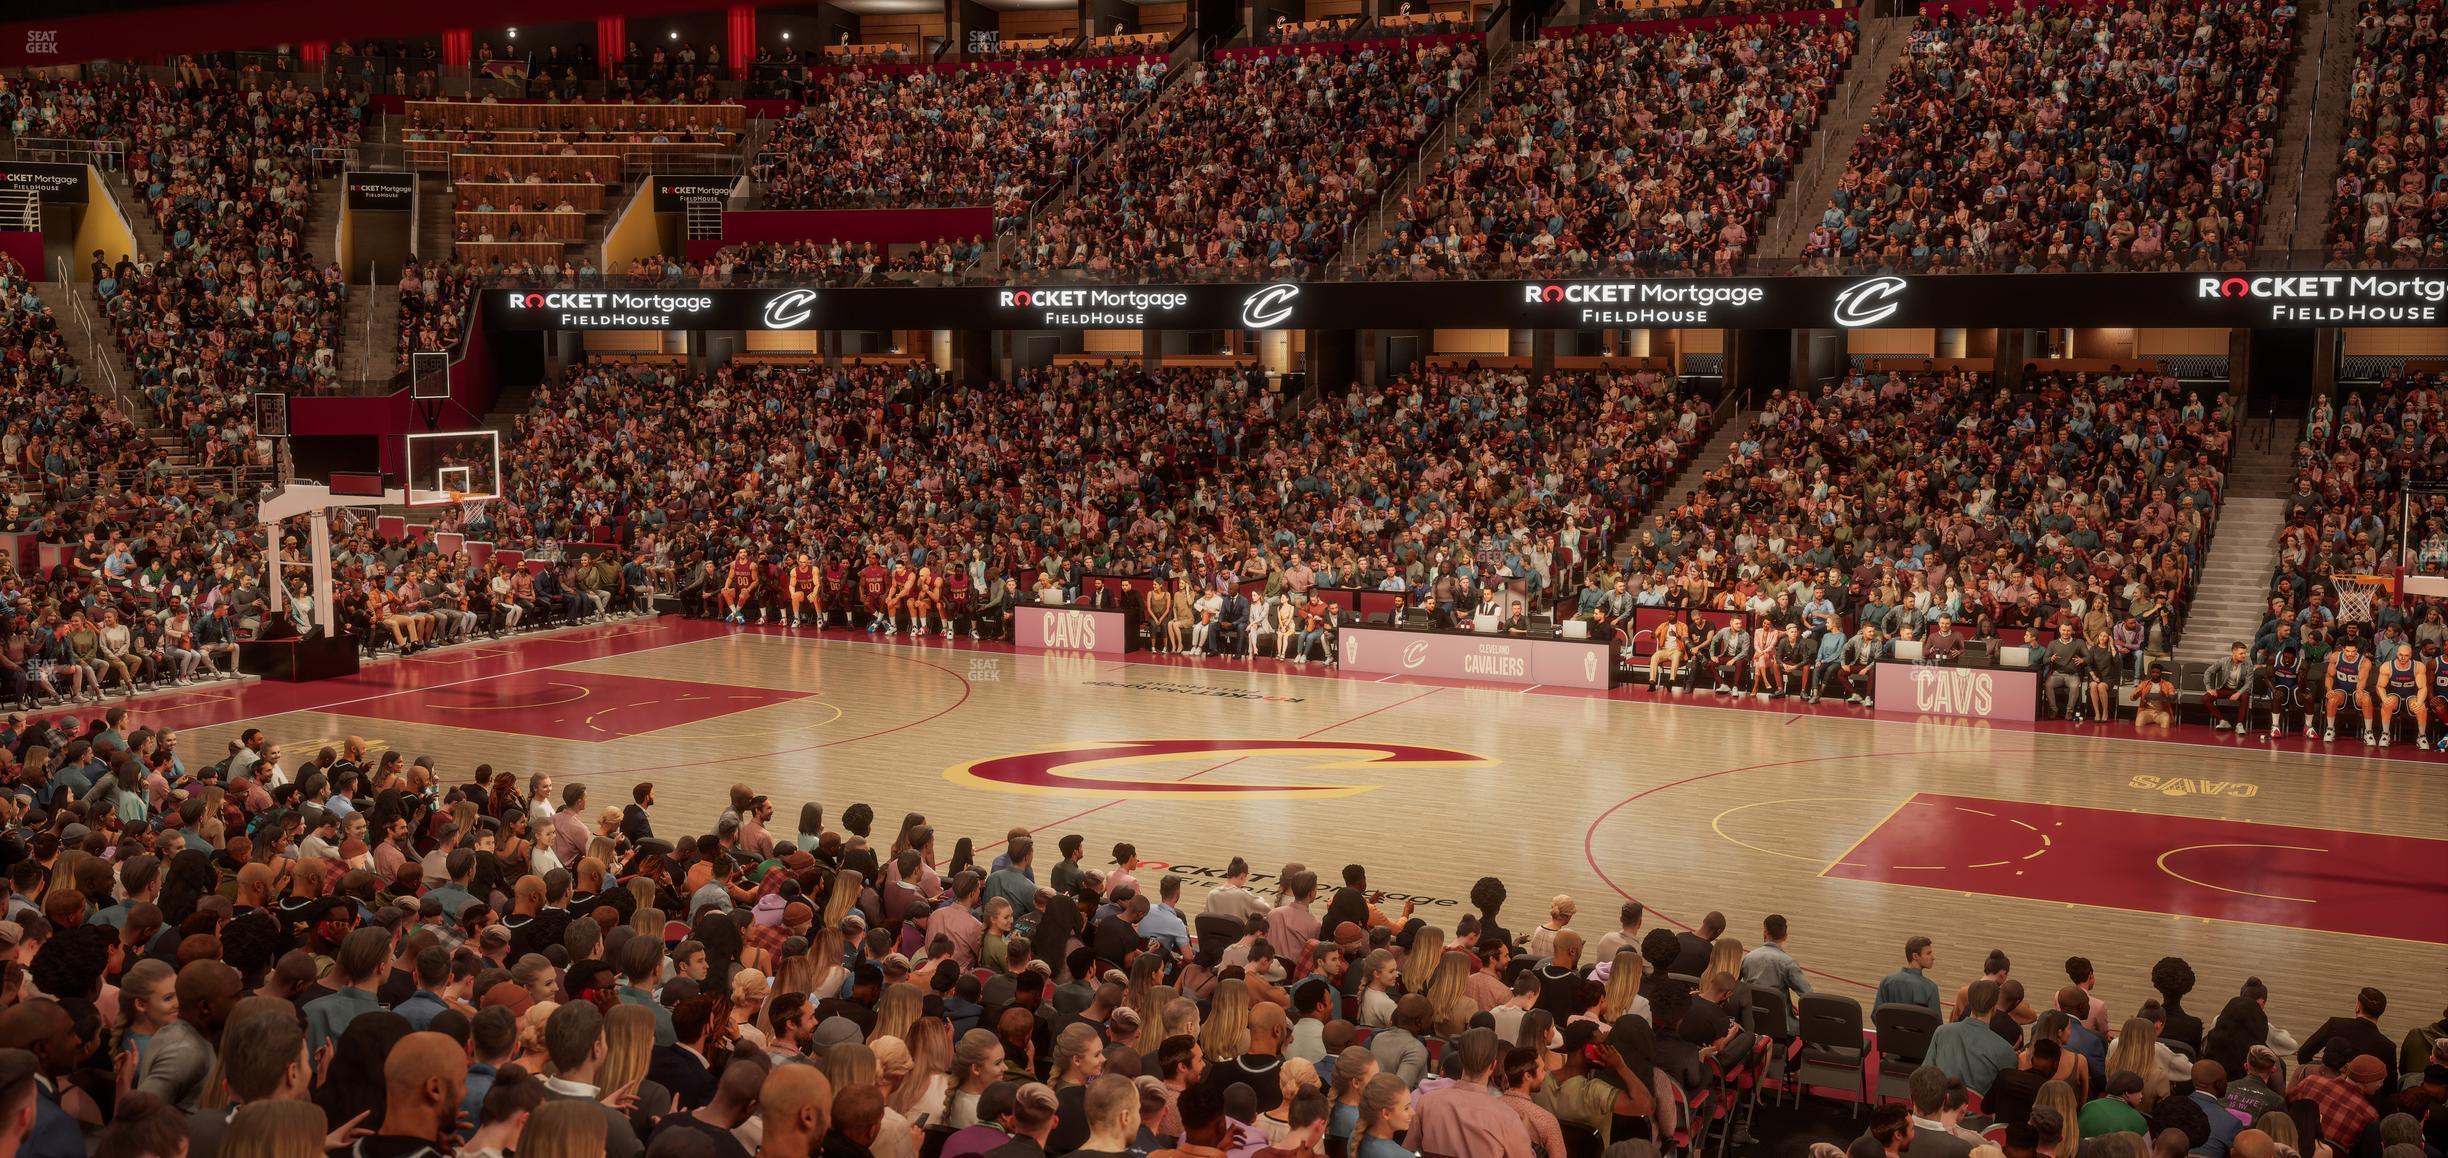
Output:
[
  {"xmin": 1874, "ymin": 937, "xmax": 1942, "ymax": 1015},
  {"xmin": 1137, "ymin": 876, "xmax": 1191, "ymax": 954}
]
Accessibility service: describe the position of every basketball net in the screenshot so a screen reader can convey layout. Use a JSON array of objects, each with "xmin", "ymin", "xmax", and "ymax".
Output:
[
  {"xmin": 453, "ymin": 492, "xmax": 490, "ymax": 526},
  {"xmin": 2336, "ymin": 572, "xmax": 2395, "ymax": 625}
]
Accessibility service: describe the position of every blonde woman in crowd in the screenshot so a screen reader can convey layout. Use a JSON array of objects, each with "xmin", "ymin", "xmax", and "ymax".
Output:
[
  {"xmin": 599, "ymin": 1003, "xmax": 671, "ymax": 1132},
  {"xmin": 1705, "ymin": 937, "xmax": 1747, "ymax": 985},
  {"xmin": 870, "ymin": 982, "xmax": 923, "ymax": 1045},
  {"xmin": 513, "ymin": 1002, "xmax": 558, "ymax": 1074},
  {"xmin": 1422, "ymin": 951, "xmax": 1476, "ymax": 1036},
  {"xmin": 889, "ymin": 1017, "xmax": 953, "ymax": 1123},
  {"xmin": 1529, "ymin": 896, "xmax": 1576, "ymax": 960},
  {"xmin": 2104, "ymin": 1018, "xmax": 2170, "ymax": 1108},
  {"xmin": 730, "ymin": 969, "xmax": 772, "ymax": 1051},
  {"xmin": 808, "ymin": 926, "xmax": 850, "ymax": 998},
  {"xmin": 2031, "ymin": 1081, "xmax": 2082, "ymax": 1157},
  {"xmin": 945, "ymin": 1029, "xmax": 1006, "ymax": 1128},
  {"xmin": 1357, "ymin": 950, "xmax": 1400, "ymax": 1027},
  {"xmin": 515, "ymin": 1099, "xmax": 607, "ymax": 1158},
  {"xmin": 1256, "ymin": 1056, "xmax": 1321, "ymax": 1146},
  {"xmin": 824, "ymin": 1041, "xmax": 916, "ymax": 1158},
  {"xmin": 978, "ymin": 898, "xmax": 1016, "ymax": 972},
  {"xmin": 219, "ymin": 1101, "xmax": 328, "ymax": 1158},
  {"xmin": 1201, "ymin": 980, "xmax": 1252, "ymax": 1064},
  {"xmin": 1602, "ymin": 951, "xmax": 1652, "ymax": 1022},
  {"xmin": 1049, "ymin": 1022, "xmax": 1107, "ymax": 1090},
  {"xmin": 1399, "ymin": 926, "xmax": 1445, "ymax": 996}
]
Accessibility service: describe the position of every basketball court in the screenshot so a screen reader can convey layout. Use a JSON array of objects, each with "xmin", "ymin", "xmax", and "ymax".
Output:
[{"xmin": 106, "ymin": 617, "xmax": 2446, "ymax": 1034}]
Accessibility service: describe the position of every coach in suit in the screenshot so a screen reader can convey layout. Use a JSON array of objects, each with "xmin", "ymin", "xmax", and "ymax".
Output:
[
  {"xmin": 649, "ymin": 996, "xmax": 721, "ymax": 1112},
  {"xmin": 2296, "ymin": 988, "xmax": 2397, "ymax": 1091}
]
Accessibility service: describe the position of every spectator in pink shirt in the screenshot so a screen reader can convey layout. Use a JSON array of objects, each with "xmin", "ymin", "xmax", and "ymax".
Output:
[
  {"xmin": 550, "ymin": 783, "xmax": 591, "ymax": 867},
  {"xmin": 1405, "ymin": 1028, "xmax": 1534, "ymax": 1158}
]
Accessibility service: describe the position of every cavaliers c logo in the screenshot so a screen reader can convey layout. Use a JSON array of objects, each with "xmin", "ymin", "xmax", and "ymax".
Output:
[{"xmin": 945, "ymin": 739, "xmax": 1495, "ymax": 800}]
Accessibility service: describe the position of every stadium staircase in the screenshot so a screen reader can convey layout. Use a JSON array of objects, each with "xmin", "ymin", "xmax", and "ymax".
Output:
[
  {"xmin": 2278, "ymin": 0, "xmax": 2359, "ymax": 254},
  {"xmin": 1610, "ymin": 401, "xmax": 1749, "ymax": 566},
  {"xmin": 1760, "ymin": 14, "xmax": 1913, "ymax": 264},
  {"xmin": 987, "ymin": 40, "xmax": 1204, "ymax": 274},
  {"xmin": 2174, "ymin": 419, "xmax": 2299, "ymax": 664},
  {"xmin": 81, "ymin": 172, "xmax": 210, "ymax": 470},
  {"xmin": 1325, "ymin": 23, "xmax": 1517, "ymax": 277}
]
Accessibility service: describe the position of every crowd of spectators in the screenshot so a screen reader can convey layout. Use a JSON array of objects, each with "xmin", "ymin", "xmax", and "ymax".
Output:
[
  {"xmin": 755, "ymin": 61, "xmax": 1168, "ymax": 231},
  {"xmin": 470, "ymin": 356, "xmax": 1703, "ymax": 641},
  {"xmin": 2320, "ymin": 0, "xmax": 2448, "ymax": 267},
  {"xmin": 0, "ymin": 259, "xmax": 148, "ymax": 507},
  {"xmin": 1613, "ymin": 364, "xmax": 2230, "ymax": 704},
  {"xmin": 1011, "ymin": 41, "xmax": 1480, "ymax": 280},
  {"xmin": 2248, "ymin": 378, "xmax": 2448, "ymax": 740},
  {"xmin": 1800, "ymin": 0, "xmax": 2295, "ymax": 274},
  {"xmin": 1359, "ymin": 17, "xmax": 1852, "ymax": 277},
  {"xmin": 0, "ymin": 704, "xmax": 2432, "ymax": 1158},
  {"xmin": 0, "ymin": 258, "xmax": 265, "ymax": 706},
  {"xmin": 20, "ymin": 76, "xmax": 366, "ymax": 451}
]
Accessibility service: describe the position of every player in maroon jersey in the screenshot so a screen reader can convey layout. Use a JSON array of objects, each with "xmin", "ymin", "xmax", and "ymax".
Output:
[
  {"xmin": 911, "ymin": 561, "xmax": 943, "ymax": 638},
  {"xmin": 883, "ymin": 560, "xmax": 917, "ymax": 635},
  {"xmin": 858, "ymin": 552, "xmax": 889, "ymax": 633},
  {"xmin": 721, "ymin": 548, "xmax": 759, "ymax": 624},
  {"xmin": 786, "ymin": 552, "xmax": 821, "ymax": 628},
  {"xmin": 821, "ymin": 555, "xmax": 850, "ymax": 629},
  {"xmin": 945, "ymin": 565, "xmax": 974, "ymax": 639}
]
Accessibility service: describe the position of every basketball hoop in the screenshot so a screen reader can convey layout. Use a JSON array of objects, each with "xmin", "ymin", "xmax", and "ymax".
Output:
[{"xmin": 2337, "ymin": 572, "xmax": 2398, "ymax": 624}]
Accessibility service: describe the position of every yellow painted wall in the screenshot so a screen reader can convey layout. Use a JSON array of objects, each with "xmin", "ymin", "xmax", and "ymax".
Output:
[
  {"xmin": 1084, "ymin": 330, "xmax": 1144, "ymax": 354},
  {"xmin": 599, "ymin": 184, "xmax": 665, "ymax": 270},
  {"xmin": 71, "ymin": 164, "xmax": 138, "ymax": 278}
]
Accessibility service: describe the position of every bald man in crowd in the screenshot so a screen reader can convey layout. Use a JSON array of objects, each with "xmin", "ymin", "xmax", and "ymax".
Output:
[
  {"xmin": 0, "ymin": 1002, "xmax": 87, "ymax": 1158},
  {"xmin": 133, "ymin": 960, "xmax": 242, "ymax": 1112},
  {"xmin": 364, "ymin": 1032, "xmax": 467, "ymax": 1157},
  {"xmin": 758, "ymin": 1065, "xmax": 835, "ymax": 1158}
]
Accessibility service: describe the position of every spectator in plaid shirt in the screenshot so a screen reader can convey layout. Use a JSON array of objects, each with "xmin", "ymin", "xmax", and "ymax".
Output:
[{"xmin": 2285, "ymin": 1046, "xmax": 2387, "ymax": 1150}]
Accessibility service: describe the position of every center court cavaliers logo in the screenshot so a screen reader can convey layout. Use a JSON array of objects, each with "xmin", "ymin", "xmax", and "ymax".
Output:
[
  {"xmin": 1832, "ymin": 275, "xmax": 1908, "ymax": 328},
  {"xmin": 945, "ymin": 739, "xmax": 1495, "ymax": 799},
  {"xmin": 762, "ymin": 289, "xmax": 819, "ymax": 329},
  {"xmin": 1239, "ymin": 283, "xmax": 1300, "ymax": 329}
]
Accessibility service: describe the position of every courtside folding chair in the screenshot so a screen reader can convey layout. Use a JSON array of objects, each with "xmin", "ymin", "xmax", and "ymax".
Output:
[{"xmin": 1795, "ymin": 992, "xmax": 1870, "ymax": 1118}]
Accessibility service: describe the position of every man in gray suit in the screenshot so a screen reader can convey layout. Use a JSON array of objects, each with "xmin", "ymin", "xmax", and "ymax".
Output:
[{"xmin": 132, "ymin": 960, "xmax": 243, "ymax": 1112}]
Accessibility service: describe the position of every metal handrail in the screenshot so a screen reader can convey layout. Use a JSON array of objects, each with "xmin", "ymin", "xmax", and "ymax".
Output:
[
  {"xmin": 2276, "ymin": 0, "xmax": 2333, "ymax": 253},
  {"xmin": 8, "ymin": 136, "xmax": 125, "ymax": 168}
]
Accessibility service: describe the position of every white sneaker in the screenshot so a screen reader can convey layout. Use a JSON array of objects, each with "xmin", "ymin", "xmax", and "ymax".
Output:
[
  {"xmin": 2213, "ymin": 720, "xmax": 2228, "ymax": 731},
  {"xmin": 2323, "ymin": 726, "xmax": 2336, "ymax": 742}
]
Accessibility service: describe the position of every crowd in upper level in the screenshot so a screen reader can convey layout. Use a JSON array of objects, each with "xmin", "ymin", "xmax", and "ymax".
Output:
[
  {"xmin": 1360, "ymin": 17, "xmax": 1852, "ymax": 278},
  {"xmin": 1801, "ymin": 0, "xmax": 2294, "ymax": 274}
]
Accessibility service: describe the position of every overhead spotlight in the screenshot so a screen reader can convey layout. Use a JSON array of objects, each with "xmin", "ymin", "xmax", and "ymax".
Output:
[
  {"xmin": 507, "ymin": 27, "xmax": 518, "ymax": 38},
  {"xmin": 781, "ymin": 30, "xmax": 792, "ymax": 39},
  {"xmin": 669, "ymin": 30, "xmax": 680, "ymax": 40}
]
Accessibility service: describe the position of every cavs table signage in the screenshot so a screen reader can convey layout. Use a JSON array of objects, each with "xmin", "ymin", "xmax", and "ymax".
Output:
[
  {"xmin": 1336, "ymin": 625, "xmax": 1613, "ymax": 690},
  {"xmin": 482, "ymin": 271, "xmax": 2448, "ymax": 331}
]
